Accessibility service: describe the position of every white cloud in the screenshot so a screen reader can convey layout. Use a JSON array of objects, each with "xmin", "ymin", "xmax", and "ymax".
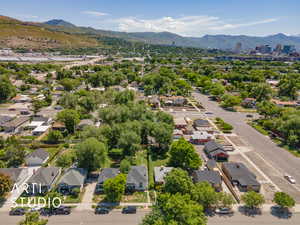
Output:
[
  {"xmin": 114, "ymin": 15, "xmax": 278, "ymax": 36},
  {"xmin": 82, "ymin": 11, "xmax": 109, "ymax": 17}
]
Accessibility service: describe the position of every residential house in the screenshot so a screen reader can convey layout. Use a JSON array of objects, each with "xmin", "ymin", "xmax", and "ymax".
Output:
[
  {"xmin": 204, "ymin": 141, "xmax": 229, "ymax": 161},
  {"xmin": 25, "ymin": 149, "xmax": 50, "ymax": 166},
  {"xmin": 77, "ymin": 119, "xmax": 94, "ymax": 130},
  {"xmin": 57, "ymin": 168, "xmax": 87, "ymax": 194},
  {"xmin": 190, "ymin": 131, "xmax": 213, "ymax": 145},
  {"xmin": 2, "ymin": 116, "xmax": 30, "ymax": 133},
  {"xmin": 222, "ymin": 162, "xmax": 261, "ymax": 192},
  {"xmin": 12, "ymin": 95, "xmax": 31, "ymax": 103},
  {"xmin": 272, "ymin": 99, "xmax": 299, "ymax": 107},
  {"xmin": 0, "ymin": 116, "xmax": 12, "ymax": 126},
  {"xmin": 160, "ymin": 96, "xmax": 187, "ymax": 106},
  {"xmin": 32, "ymin": 125, "xmax": 50, "ymax": 136},
  {"xmin": 52, "ymin": 121, "xmax": 66, "ymax": 132},
  {"xmin": 0, "ymin": 168, "xmax": 29, "ymax": 186},
  {"xmin": 192, "ymin": 170, "xmax": 222, "ymax": 192},
  {"xmin": 95, "ymin": 168, "xmax": 119, "ymax": 193},
  {"xmin": 27, "ymin": 167, "xmax": 61, "ymax": 195},
  {"xmin": 174, "ymin": 117, "xmax": 188, "ymax": 129},
  {"xmin": 242, "ymin": 98, "xmax": 256, "ymax": 108},
  {"xmin": 173, "ymin": 129, "xmax": 183, "ymax": 139},
  {"xmin": 126, "ymin": 166, "xmax": 148, "ymax": 192},
  {"xmin": 154, "ymin": 166, "xmax": 173, "ymax": 185},
  {"xmin": 206, "ymin": 159, "xmax": 218, "ymax": 172},
  {"xmin": 193, "ymin": 119, "xmax": 211, "ymax": 130}
]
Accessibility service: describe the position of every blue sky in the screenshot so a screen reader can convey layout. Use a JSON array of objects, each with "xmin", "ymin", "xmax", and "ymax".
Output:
[{"xmin": 0, "ymin": 0, "xmax": 299, "ymax": 37}]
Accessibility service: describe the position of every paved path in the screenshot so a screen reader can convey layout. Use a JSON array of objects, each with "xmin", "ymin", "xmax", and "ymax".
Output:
[
  {"xmin": 193, "ymin": 92, "xmax": 300, "ymax": 202},
  {"xmin": 76, "ymin": 182, "xmax": 97, "ymax": 211}
]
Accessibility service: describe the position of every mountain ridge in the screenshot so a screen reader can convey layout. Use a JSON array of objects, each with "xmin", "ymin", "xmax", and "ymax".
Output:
[{"xmin": 41, "ymin": 19, "xmax": 300, "ymax": 50}]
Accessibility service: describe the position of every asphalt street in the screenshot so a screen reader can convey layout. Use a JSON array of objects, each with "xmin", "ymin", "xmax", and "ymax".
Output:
[
  {"xmin": 2, "ymin": 211, "xmax": 300, "ymax": 225},
  {"xmin": 0, "ymin": 210, "xmax": 149, "ymax": 225},
  {"xmin": 193, "ymin": 92, "xmax": 300, "ymax": 202}
]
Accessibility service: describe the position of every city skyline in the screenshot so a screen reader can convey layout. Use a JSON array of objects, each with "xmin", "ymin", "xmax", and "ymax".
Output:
[{"xmin": 0, "ymin": 0, "xmax": 299, "ymax": 37}]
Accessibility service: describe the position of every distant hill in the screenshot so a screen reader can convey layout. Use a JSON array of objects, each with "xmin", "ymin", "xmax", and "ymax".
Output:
[
  {"xmin": 41, "ymin": 19, "xmax": 300, "ymax": 50},
  {"xmin": 44, "ymin": 19, "xmax": 76, "ymax": 28},
  {"xmin": 0, "ymin": 16, "xmax": 99, "ymax": 49}
]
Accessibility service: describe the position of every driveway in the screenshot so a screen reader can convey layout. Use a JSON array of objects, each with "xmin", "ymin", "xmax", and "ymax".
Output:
[{"xmin": 193, "ymin": 92, "xmax": 300, "ymax": 202}]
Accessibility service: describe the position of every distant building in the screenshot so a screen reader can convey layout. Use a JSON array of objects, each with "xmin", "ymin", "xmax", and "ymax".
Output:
[
  {"xmin": 256, "ymin": 45, "xmax": 272, "ymax": 54},
  {"xmin": 282, "ymin": 45, "xmax": 296, "ymax": 55},
  {"xmin": 274, "ymin": 44, "xmax": 282, "ymax": 54},
  {"xmin": 234, "ymin": 42, "xmax": 242, "ymax": 54}
]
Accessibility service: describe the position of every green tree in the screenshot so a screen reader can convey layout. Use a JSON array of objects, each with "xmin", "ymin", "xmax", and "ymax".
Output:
[
  {"xmin": 217, "ymin": 192, "xmax": 235, "ymax": 209},
  {"xmin": 169, "ymin": 138, "xmax": 201, "ymax": 171},
  {"xmin": 220, "ymin": 94, "xmax": 241, "ymax": 109},
  {"xmin": 76, "ymin": 138, "xmax": 108, "ymax": 172},
  {"xmin": 273, "ymin": 192, "xmax": 295, "ymax": 209},
  {"xmin": 0, "ymin": 77, "xmax": 16, "ymax": 103},
  {"xmin": 241, "ymin": 191, "xmax": 265, "ymax": 209},
  {"xmin": 103, "ymin": 173, "xmax": 126, "ymax": 202},
  {"xmin": 120, "ymin": 158, "xmax": 131, "ymax": 174},
  {"xmin": 46, "ymin": 130, "xmax": 63, "ymax": 144},
  {"xmin": 163, "ymin": 168, "xmax": 193, "ymax": 195},
  {"xmin": 57, "ymin": 109, "xmax": 80, "ymax": 133},
  {"xmin": 150, "ymin": 193, "xmax": 207, "ymax": 225},
  {"xmin": 19, "ymin": 212, "xmax": 48, "ymax": 225},
  {"xmin": 0, "ymin": 173, "xmax": 12, "ymax": 197},
  {"xmin": 191, "ymin": 182, "xmax": 219, "ymax": 210},
  {"xmin": 55, "ymin": 152, "xmax": 74, "ymax": 168}
]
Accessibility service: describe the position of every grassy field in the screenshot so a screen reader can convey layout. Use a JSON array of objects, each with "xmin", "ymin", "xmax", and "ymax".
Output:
[{"xmin": 122, "ymin": 192, "xmax": 148, "ymax": 203}]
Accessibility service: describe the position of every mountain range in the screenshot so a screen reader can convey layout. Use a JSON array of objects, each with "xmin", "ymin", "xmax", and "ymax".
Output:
[
  {"xmin": 0, "ymin": 15, "xmax": 300, "ymax": 51},
  {"xmin": 42, "ymin": 19, "xmax": 300, "ymax": 50}
]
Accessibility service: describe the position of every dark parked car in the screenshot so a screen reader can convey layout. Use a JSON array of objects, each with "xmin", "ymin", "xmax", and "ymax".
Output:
[
  {"xmin": 9, "ymin": 208, "xmax": 26, "ymax": 216},
  {"xmin": 122, "ymin": 206, "xmax": 137, "ymax": 214},
  {"xmin": 53, "ymin": 206, "xmax": 71, "ymax": 215},
  {"xmin": 246, "ymin": 114, "xmax": 253, "ymax": 118},
  {"xmin": 95, "ymin": 207, "xmax": 110, "ymax": 214},
  {"xmin": 215, "ymin": 208, "xmax": 234, "ymax": 215},
  {"xmin": 41, "ymin": 206, "xmax": 71, "ymax": 216}
]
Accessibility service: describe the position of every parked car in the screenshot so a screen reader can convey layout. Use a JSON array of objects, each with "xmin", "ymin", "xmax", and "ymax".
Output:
[
  {"xmin": 9, "ymin": 208, "xmax": 26, "ymax": 216},
  {"xmin": 205, "ymin": 111, "xmax": 214, "ymax": 115},
  {"xmin": 40, "ymin": 206, "xmax": 71, "ymax": 216},
  {"xmin": 53, "ymin": 206, "xmax": 71, "ymax": 215},
  {"xmin": 122, "ymin": 206, "xmax": 137, "ymax": 214},
  {"xmin": 246, "ymin": 114, "xmax": 253, "ymax": 118},
  {"xmin": 215, "ymin": 208, "xmax": 234, "ymax": 215},
  {"xmin": 284, "ymin": 174, "xmax": 296, "ymax": 184},
  {"xmin": 95, "ymin": 207, "xmax": 110, "ymax": 214}
]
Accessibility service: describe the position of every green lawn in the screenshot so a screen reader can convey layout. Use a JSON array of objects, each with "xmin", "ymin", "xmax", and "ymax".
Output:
[
  {"xmin": 135, "ymin": 150, "xmax": 148, "ymax": 166},
  {"xmin": 63, "ymin": 188, "xmax": 85, "ymax": 204}
]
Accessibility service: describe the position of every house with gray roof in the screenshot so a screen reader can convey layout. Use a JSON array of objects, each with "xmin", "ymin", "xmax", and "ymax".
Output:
[
  {"xmin": 154, "ymin": 166, "xmax": 173, "ymax": 185},
  {"xmin": 2, "ymin": 116, "xmax": 30, "ymax": 133},
  {"xmin": 27, "ymin": 167, "xmax": 61, "ymax": 195},
  {"xmin": 95, "ymin": 168, "xmax": 119, "ymax": 193},
  {"xmin": 25, "ymin": 149, "xmax": 49, "ymax": 166},
  {"xmin": 192, "ymin": 170, "xmax": 222, "ymax": 191},
  {"xmin": 126, "ymin": 166, "xmax": 148, "ymax": 192},
  {"xmin": 57, "ymin": 168, "xmax": 87, "ymax": 194},
  {"xmin": 222, "ymin": 162, "xmax": 261, "ymax": 192},
  {"xmin": 0, "ymin": 168, "xmax": 29, "ymax": 186},
  {"xmin": 204, "ymin": 141, "xmax": 229, "ymax": 161}
]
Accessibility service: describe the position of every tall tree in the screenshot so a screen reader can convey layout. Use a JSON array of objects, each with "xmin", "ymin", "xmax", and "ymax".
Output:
[
  {"xmin": 169, "ymin": 138, "xmax": 202, "ymax": 171},
  {"xmin": 76, "ymin": 138, "xmax": 108, "ymax": 172},
  {"xmin": 273, "ymin": 192, "xmax": 295, "ymax": 209},
  {"xmin": 191, "ymin": 182, "xmax": 219, "ymax": 210},
  {"xmin": 163, "ymin": 168, "xmax": 193, "ymax": 195},
  {"xmin": 57, "ymin": 109, "xmax": 80, "ymax": 133},
  {"xmin": 0, "ymin": 173, "xmax": 12, "ymax": 197},
  {"xmin": 19, "ymin": 212, "xmax": 48, "ymax": 225},
  {"xmin": 241, "ymin": 191, "xmax": 265, "ymax": 209},
  {"xmin": 103, "ymin": 173, "xmax": 126, "ymax": 202}
]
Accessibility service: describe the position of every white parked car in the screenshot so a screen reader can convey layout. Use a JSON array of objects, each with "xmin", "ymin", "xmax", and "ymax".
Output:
[{"xmin": 284, "ymin": 174, "xmax": 296, "ymax": 184}]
